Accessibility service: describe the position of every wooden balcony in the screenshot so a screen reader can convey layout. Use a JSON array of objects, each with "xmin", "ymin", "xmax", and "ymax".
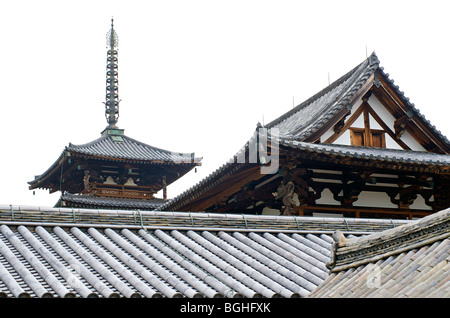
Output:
[{"xmin": 86, "ymin": 183, "xmax": 155, "ymax": 200}]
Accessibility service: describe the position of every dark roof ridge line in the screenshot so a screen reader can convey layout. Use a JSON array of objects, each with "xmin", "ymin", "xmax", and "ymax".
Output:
[
  {"xmin": 328, "ymin": 208, "xmax": 450, "ymax": 272},
  {"xmin": 69, "ymin": 133, "xmax": 201, "ymax": 160},
  {"xmin": 0, "ymin": 205, "xmax": 410, "ymax": 233},
  {"xmin": 0, "ymin": 220, "xmax": 376, "ymax": 235},
  {"xmin": 277, "ymin": 138, "xmax": 450, "ymax": 166},
  {"xmin": 27, "ymin": 150, "xmax": 67, "ymax": 187},
  {"xmin": 377, "ymin": 67, "xmax": 450, "ymax": 149},
  {"xmin": 66, "ymin": 135, "xmax": 200, "ymax": 159},
  {"xmin": 264, "ymin": 52, "xmax": 378, "ymax": 130}
]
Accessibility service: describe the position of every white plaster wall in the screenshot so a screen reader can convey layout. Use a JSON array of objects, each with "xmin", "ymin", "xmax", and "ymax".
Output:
[
  {"xmin": 104, "ymin": 176, "xmax": 116, "ymax": 185},
  {"xmin": 320, "ymin": 127, "xmax": 334, "ymax": 143},
  {"xmin": 353, "ymin": 192, "xmax": 397, "ymax": 209},
  {"xmin": 316, "ymin": 188, "xmax": 340, "ymax": 206},
  {"xmin": 367, "ymin": 95, "xmax": 427, "ymax": 151},
  {"xmin": 312, "ymin": 212, "xmax": 343, "ymax": 218},
  {"xmin": 352, "ymin": 112, "xmax": 365, "ymax": 129},
  {"xmin": 320, "ymin": 94, "xmax": 428, "ymax": 151},
  {"xmin": 333, "ymin": 130, "xmax": 351, "ymax": 145},
  {"xmin": 261, "ymin": 207, "xmax": 282, "ymax": 215},
  {"xmin": 125, "ymin": 178, "xmax": 137, "ymax": 186},
  {"xmin": 409, "ymin": 195, "xmax": 432, "ymax": 210}
]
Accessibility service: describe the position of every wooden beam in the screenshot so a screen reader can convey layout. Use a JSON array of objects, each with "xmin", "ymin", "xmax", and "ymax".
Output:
[
  {"xmin": 365, "ymin": 102, "xmax": 412, "ymax": 150},
  {"xmin": 312, "ymin": 73, "xmax": 375, "ymax": 144},
  {"xmin": 375, "ymin": 75, "xmax": 450, "ymax": 153},
  {"xmin": 324, "ymin": 102, "xmax": 365, "ymax": 144},
  {"xmin": 363, "ymin": 105, "xmax": 373, "ymax": 146},
  {"xmin": 182, "ymin": 165, "xmax": 265, "ymax": 212}
]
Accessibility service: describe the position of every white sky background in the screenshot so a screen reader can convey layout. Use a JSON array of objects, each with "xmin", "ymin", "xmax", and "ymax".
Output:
[{"xmin": 1, "ymin": 0, "xmax": 449, "ymax": 207}]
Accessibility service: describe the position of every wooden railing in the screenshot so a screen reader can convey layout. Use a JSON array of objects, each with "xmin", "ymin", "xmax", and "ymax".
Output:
[{"xmin": 87, "ymin": 183, "xmax": 155, "ymax": 200}]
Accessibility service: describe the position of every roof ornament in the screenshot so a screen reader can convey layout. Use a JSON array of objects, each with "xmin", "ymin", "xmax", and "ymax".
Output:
[{"xmin": 104, "ymin": 18, "xmax": 120, "ymax": 128}]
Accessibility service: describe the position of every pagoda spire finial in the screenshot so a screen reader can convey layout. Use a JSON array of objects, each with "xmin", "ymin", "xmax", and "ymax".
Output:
[{"xmin": 105, "ymin": 18, "xmax": 120, "ymax": 128}]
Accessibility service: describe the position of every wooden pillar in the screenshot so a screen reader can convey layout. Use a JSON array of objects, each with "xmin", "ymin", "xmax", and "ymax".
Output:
[
  {"xmin": 162, "ymin": 176, "xmax": 167, "ymax": 201},
  {"xmin": 83, "ymin": 170, "xmax": 90, "ymax": 194}
]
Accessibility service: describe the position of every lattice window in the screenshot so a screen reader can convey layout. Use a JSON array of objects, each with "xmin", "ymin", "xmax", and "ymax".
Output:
[{"xmin": 350, "ymin": 128, "xmax": 386, "ymax": 148}]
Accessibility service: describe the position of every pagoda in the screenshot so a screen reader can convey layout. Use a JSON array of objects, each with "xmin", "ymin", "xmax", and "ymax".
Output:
[{"xmin": 28, "ymin": 19, "xmax": 202, "ymax": 210}]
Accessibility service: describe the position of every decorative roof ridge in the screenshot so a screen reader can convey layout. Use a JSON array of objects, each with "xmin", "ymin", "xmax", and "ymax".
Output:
[
  {"xmin": 327, "ymin": 208, "xmax": 450, "ymax": 272},
  {"xmin": 0, "ymin": 204, "xmax": 410, "ymax": 234},
  {"xmin": 56, "ymin": 192, "xmax": 166, "ymax": 210},
  {"xmin": 277, "ymin": 138, "xmax": 450, "ymax": 166},
  {"xmin": 66, "ymin": 133, "xmax": 201, "ymax": 164},
  {"xmin": 69, "ymin": 132, "xmax": 198, "ymax": 158},
  {"xmin": 104, "ymin": 18, "xmax": 120, "ymax": 129},
  {"xmin": 377, "ymin": 66, "xmax": 450, "ymax": 150},
  {"xmin": 264, "ymin": 52, "xmax": 379, "ymax": 131},
  {"xmin": 60, "ymin": 192, "xmax": 166, "ymax": 202},
  {"xmin": 160, "ymin": 53, "xmax": 380, "ymax": 211},
  {"xmin": 28, "ymin": 150, "xmax": 67, "ymax": 188}
]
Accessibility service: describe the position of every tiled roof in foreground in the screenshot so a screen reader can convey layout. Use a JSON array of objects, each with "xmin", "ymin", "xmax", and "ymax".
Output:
[
  {"xmin": 309, "ymin": 208, "xmax": 450, "ymax": 298},
  {"xmin": 0, "ymin": 205, "xmax": 410, "ymax": 298}
]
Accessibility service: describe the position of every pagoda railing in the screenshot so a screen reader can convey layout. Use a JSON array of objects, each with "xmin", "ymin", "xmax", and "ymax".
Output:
[{"xmin": 86, "ymin": 183, "xmax": 155, "ymax": 200}]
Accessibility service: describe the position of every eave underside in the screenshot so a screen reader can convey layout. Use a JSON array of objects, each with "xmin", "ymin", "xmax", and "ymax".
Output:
[
  {"xmin": 29, "ymin": 153, "xmax": 199, "ymax": 194},
  {"xmin": 162, "ymin": 146, "xmax": 450, "ymax": 219}
]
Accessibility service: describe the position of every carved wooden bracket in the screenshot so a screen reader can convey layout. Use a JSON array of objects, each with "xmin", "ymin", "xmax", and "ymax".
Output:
[
  {"xmin": 387, "ymin": 184, "xmax": 420, "ymax": 208},
  {"xmin": 82, "ymin": 170, "xmax": 90, "ymax": 194},
  {"xmin": 330, "ymin": 171, "xmax": 372, "ymax": 207},
  {"xmin": 291, "ymin": 168, "xmax": 323, "ymax": 205},
  {"xmin": 394, "ymin": 115, "xmax": 411, "ymax": 139},
  {"xmin": 273, "ymin": 180, "xmax": 296, "ymax": 215},
  {"xmin": 333, "ymin": 114, "xmax": 348, "ymax": 134}
]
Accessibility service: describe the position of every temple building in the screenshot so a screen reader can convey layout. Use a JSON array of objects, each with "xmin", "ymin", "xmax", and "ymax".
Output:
[
  {"xmin": 160, "ymin": 52, "xmax": 450, "ymax": 219},
  {"xmin": 1, "ymin": 21, "xmax": 448, "ymax": 300},
  {"xmin": 28, "ymin": 20, "xmax": 201, "ymax": 210}
]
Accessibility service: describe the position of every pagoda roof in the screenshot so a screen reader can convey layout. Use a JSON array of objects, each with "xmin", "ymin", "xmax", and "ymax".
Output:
[
  {"xmin": 67, "ymin": 131, "xmax": 201, "ymax": 164},
  {"xmin": 29, "ymin": 20, "xmax": 201, "ymax": 194},
  {"xmin": 55, "ymin": 192, "xmax": 166, "ymax": 210},
  {"xmin": 28, "ymin": 130, "xmax": 201, "ymax": 191}
]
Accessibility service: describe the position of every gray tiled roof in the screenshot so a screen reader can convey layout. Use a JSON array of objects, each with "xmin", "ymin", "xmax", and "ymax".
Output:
[
  {"xmin": 377, "ymin": 67, "xmax": 450, "ymax": 148},
  {"xmin": 28, "ymin": 132, "xmax": 202, "ymax": 191},
  {"xmin": 308, "ymin": 208, "xmax": 450, "ymax": 297},
  {"xmin": 265, "ymin": 52, "xmax": 378, "ymax": 140},
  {"xmin": 56, "ymin": 193, "xmax": 165, "ymax": 210},
  {"xmin": 160, "ymin": 137, "xmax": 450, "ymax": 211},
  {"xmin": 0, "ymin": 205, "xmax": 410, "ymax": 298},
  {"xmin": 68, "ymin": 134, "xmax": 200, "ymax": 164},
  {"xmin": 265, "ymin": 52, "xmax": 450, "ymax": 148},
  {"xmin": 279, "ymin": 139, "xmax": 450, "ymax": 167}
]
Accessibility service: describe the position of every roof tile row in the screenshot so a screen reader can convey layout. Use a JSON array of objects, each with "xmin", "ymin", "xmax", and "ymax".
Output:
[{"xmin": 0, "ymin": 223, "xmax": 334, "ymax": 298}]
